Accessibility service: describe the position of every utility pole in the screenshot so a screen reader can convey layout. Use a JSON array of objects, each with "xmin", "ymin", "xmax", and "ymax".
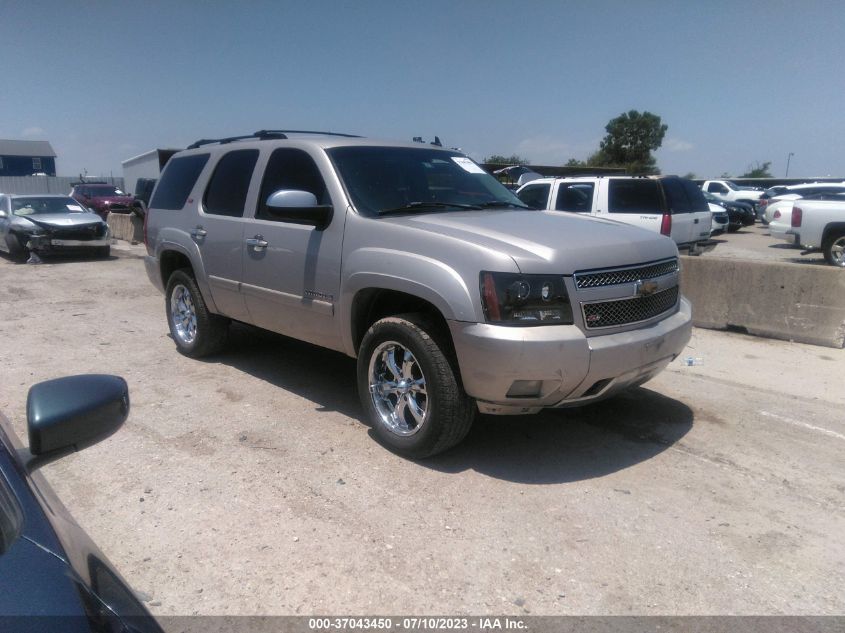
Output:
[{"xmin": 785, "ymin": 152, "xmax": 794, "ymax": 178}]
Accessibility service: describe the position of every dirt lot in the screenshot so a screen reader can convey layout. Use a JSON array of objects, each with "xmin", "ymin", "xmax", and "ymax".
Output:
[{"xmin": 0, "ymin": 241, "xmax": 843, "ymax": 616}]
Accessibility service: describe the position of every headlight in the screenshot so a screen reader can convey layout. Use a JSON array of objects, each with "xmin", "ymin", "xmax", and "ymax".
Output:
[{"xmin": 480, "ymin": 272, "xmax": 573, "ymax": 325}]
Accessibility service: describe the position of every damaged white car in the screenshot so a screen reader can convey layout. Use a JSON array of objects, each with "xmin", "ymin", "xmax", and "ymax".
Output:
[{"xmin": 0, "ymin": 194, "xmax": 110, "ymax": 261}]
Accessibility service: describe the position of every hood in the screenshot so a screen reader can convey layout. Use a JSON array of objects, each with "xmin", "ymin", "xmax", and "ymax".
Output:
[
  {"xmin": 16, "ymin": 212, "xmax": 104, "ymax": 228},
  {"xmin": 379, "ymin": 209, "xmax": 678, "ymax": 274}
]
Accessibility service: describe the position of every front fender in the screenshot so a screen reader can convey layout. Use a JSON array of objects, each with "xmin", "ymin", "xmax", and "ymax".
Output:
[{"xmin": 339, "ymin": 248, "xmax": 481, "ymax": 356}]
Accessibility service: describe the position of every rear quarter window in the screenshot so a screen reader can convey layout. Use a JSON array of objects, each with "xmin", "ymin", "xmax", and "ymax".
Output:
[
  {"xmin": 680, "ymin": 179, "xmax": 710, "ymax": 212},
  {"xmin": 150, "ymin": 154, "xmax": 210, "ymax": 210},
  {"xmin": 607, "ymin": 180, "xmax": 663, "ymax": 214}
]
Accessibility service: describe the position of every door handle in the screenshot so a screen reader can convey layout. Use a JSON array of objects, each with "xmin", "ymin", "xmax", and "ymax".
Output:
[
  {"xmin": 694, "ymin": 218, "xmax": 699, "ymax": 224},
  {"xmin": 246, "ymin": 236, "xmax": 269, "ymax": 251},
  {"xmin": 190, "ymin": 227, "xmax": 207, "ymax": 238}
]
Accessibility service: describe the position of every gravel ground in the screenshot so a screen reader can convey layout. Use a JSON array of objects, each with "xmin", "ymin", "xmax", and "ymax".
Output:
[{"xmin": 0, "ymin": 242, "xmax": 842, "ymax": 617}]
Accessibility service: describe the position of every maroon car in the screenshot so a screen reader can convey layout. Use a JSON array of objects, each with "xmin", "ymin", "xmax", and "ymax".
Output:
[{"xmin": 70, "ymin": 184, "xmax": 136, "ymax": 220}]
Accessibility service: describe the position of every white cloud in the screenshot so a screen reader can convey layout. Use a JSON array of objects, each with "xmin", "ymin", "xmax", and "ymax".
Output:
[
  {"xmin": 21, "ymin": 126, "xmax": 46, "ymax": 137},
  {"xmin": 663, "ymin": 137, "xmax": 694, "ymax": 152}
]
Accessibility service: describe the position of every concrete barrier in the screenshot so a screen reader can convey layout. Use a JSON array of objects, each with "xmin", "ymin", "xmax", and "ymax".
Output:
[
  {"xmin": 680, "ymin": 256, "xmax": 845, "ymax": 349},
  {"xmin": 107, "ymin": 212, "xmax": 144, "ymax": 243}
]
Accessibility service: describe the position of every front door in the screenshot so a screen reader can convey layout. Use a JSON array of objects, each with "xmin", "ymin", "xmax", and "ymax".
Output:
[{"xmin": 240, "ymin": 147, "xmax": 345, "ymax": 351}]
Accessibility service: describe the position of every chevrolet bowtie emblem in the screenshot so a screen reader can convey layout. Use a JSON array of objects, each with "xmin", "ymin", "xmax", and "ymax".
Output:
[{"xmin": 634, "ymin": 280, "xmax": 658, "ymax": 297}]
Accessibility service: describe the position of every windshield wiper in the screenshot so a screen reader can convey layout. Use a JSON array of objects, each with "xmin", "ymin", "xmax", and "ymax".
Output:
[
  {"xmin": 379, "ymin": 202, "xmax": 483, "ymax": 215},
  {"xmin": 475, "ymin": 200, "xmax": 531, "ymax": 209}
]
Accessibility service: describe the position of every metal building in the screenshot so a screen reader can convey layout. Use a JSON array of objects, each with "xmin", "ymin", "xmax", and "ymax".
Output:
[{"xmin": 0, "ymin": 139, "xmax": 57, "ymax": 176}]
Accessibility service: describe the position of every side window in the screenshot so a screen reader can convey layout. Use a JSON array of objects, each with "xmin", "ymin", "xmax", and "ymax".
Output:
[
  {"xmin": 516, "ymin": 183, "xmax": 550, "ymax": 209},
  {"xmin": 555, "ymin": 183, "xmax": 594, "ymax": 212},
  {"xmin": 203, "ymin": 150, "xmax": 259, "ymax": 217},
  {"xmin": 150, "ymin": 154, "xmax": 210, "ymax": 210},
  {"xmin": 607, "ymin": 180, "xmax": 663, "ymax": 214},
  {"xmin": 256, "ymin": 148, "xmax": 329, "ymax": 222},
  {"xmin": 661, "ymin": 178, "xmax": 692, "ymax": 214}
]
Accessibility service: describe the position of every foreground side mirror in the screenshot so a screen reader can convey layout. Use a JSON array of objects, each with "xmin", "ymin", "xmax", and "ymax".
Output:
[
  {"xmin": 21, "ymin": 375, "xmax": 129, "ymax": 472},
  {"xmin": 265, "ymin": 189, "xmax": 333, "ymax": 230}
]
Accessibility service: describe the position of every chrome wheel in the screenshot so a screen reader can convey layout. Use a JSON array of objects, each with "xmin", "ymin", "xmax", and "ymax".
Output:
[
  {"xmin": 829, "ymin": 236, "xmax": 845, "ymax": 266},
  {"xmin": 368, "ymin": 341, "xmax": 428, "ymax": 436},
  {"xmin": 169, "ymin": 284, "xmax": 198, "ymax": 345}
]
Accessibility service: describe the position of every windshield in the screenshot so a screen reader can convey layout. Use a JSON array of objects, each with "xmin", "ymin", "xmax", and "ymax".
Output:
[
  {"xmin": 327, "ymin": 146, "xmax": 528, "ymax": 215},
  {"xmin": 12, "ymin": 197, "xmax": 87, "ymax": 216},
  {"xmin": 87, "ymin": 186, "xmax": 126, "ymax": 197}
]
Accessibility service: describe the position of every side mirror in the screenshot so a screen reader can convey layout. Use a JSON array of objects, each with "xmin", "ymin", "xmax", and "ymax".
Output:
[
  {"xmin": 265, "ymin": 189, "xmax": 333, "ymax": 230},
  {"xmin": 21, "ymin": 375, "xmax": 129, "ymax": 472}
]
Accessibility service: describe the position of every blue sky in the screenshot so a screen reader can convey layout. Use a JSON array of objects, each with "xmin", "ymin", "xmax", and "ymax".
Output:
[{"xmin": 1, "ymin": 0, "xmax": 843, "ymax": 179}]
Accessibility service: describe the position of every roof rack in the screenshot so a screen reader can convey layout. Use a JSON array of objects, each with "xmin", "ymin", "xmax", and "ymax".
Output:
[{"xmin": 187, "ymin": 129, "xmax": 361, "ymax": 150}]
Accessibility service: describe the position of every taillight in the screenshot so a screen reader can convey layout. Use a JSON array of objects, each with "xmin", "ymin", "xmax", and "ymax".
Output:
[
  {"xmin": 660, "ymin": 213, "xmax": 672, "ymax": 236},
  {"xmin": 792, "ymin": 207, "xmax": 802, "ymax": 228}
]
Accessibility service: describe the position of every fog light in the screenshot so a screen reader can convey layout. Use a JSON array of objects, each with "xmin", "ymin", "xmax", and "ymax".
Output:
[{"xmin": 506, "ymin": 380, "xmax": 542, "ymax": 398}]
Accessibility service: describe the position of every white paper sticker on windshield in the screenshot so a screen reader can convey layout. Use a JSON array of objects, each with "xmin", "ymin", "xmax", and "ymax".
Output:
[
  {"xmin": 451, "ymin": 157, "xmax": 485, "ymax": 174},
  {"xmin": 67, "ymin": 204, "xmax": 83, "ymax": 211}
]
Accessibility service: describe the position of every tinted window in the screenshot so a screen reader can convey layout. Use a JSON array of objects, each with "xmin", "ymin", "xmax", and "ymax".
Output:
[
  {"xmin": 707, "ymin": 182, "xmax": 728, "ymax": 194},
  {"xmin": 517, "ymin": 183, "xmax": 550, "ymax": 209},
  {"xmin": 607, "ymin": 180, "xmax": 663, "ymax": 214},
  {"xmin": 328, "ymin": 146, "xmax": 525, "ymax": 216},
  {"xmin": 257, "ymin": 148, "xmax": 329, "ymax": 221},
  {"xmin": 661, "ymin": 178, "xmax": 691, "ymax": 213},
  {"xmin": 555, "ymin": 182, "xmax": 594, "ymax": 212},
  {"xmin": 680, "ymin": 179, "xmax": 710, "ymax": 212},
  {"xmin": 203, "ymin": 150, "xmax": 259, "ymax": 217},
  {"xmin": 150, "ymin": 153, "xmax": 210, "ymax": 210}
]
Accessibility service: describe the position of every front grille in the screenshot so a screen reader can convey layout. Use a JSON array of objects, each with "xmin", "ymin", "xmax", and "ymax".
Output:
[
  {"xmin": 574, "ymin": 258, "xmax": 678, "ymax": 289},
  {"xmin": 582, "ymin": 286, "xmax": 679, "ymax": 329},
  {"xmin": 50, "ymin": 223, "xmax": 106, "ymax": 240}
]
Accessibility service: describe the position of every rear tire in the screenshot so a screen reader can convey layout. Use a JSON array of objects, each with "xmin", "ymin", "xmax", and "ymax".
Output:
[
  {"xmin": 165, "ymin": 269, "xmax": 229, "ymax": 357},
  {"xmin": 822, "ymin": 232, "xmax": 845, "ymax": 267},
  {"xmin": 357, "ymin": 313, "xmax": 475, "ymax": 458}
]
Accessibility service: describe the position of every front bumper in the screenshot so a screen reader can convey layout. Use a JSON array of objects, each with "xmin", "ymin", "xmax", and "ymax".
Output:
[{"xmin": 448, "ymin": 297, "xmax": 692, "ymax": 415}]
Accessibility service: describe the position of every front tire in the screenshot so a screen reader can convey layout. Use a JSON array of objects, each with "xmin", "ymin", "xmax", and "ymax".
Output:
[
  {"xmin": 165, "ymin": 269, "xmax": 229, "ymax": 357},
  {"xmin": 822, "ymin": 232, "xmax": 845, "ymax": 267},
  {"xmin": 357, "ymin": 313, "xmax": 475, "ymax": 458},
  {"xmin": 94, "ymin": 245, "xmax": 111, "ymax": 258}
]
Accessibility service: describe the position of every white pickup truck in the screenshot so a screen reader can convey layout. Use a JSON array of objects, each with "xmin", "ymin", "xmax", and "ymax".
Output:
[
  {"xmin": 701, "ymin": 180, "xmax": 763, "ymax": 206},
  {"xmin": 769, "ymin": 195, "xmax": 845, "ymax": 266}
]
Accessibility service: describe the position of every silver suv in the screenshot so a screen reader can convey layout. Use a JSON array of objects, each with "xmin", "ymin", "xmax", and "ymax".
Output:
[{"xmin": 144, "ymin": 131, "xmax": 692, "ymax": 457}]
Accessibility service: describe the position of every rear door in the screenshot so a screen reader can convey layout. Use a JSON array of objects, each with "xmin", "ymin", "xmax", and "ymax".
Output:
[{"xmin": 192, "ymin": 149, "xmax": 259, "ymax": 321}]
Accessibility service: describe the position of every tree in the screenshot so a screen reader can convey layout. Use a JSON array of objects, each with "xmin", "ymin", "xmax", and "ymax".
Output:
[
  {"xmin": 564, "ymin": 158, "xmax": 586, "ymax": 167},
  {"xmin": 591, "ymin": 110, "xmax": 668, "ymax": 175},
  {"xmin": 682, "ymin": 172, "xmax": 696, "ymax": 180},
  {"xmin": 740, "ymin": 161, "xmax": 772, "ymax": 178},
  {"xmin": 483, "ymin": 154, "xmax": 530, "ymax": 165}
]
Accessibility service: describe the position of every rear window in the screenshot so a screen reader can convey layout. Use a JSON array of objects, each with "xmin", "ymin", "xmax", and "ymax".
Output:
[
  {"xmin": 680, "ymin": 178, "xmax": 710, "ymax": 213},
  {"xmin": 607, "ymin": 180, "xmax": 663, "ymax": 214},
  {"xmin": 150, "ymin": 154, "xmax": 210, "ymax": 210}
]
